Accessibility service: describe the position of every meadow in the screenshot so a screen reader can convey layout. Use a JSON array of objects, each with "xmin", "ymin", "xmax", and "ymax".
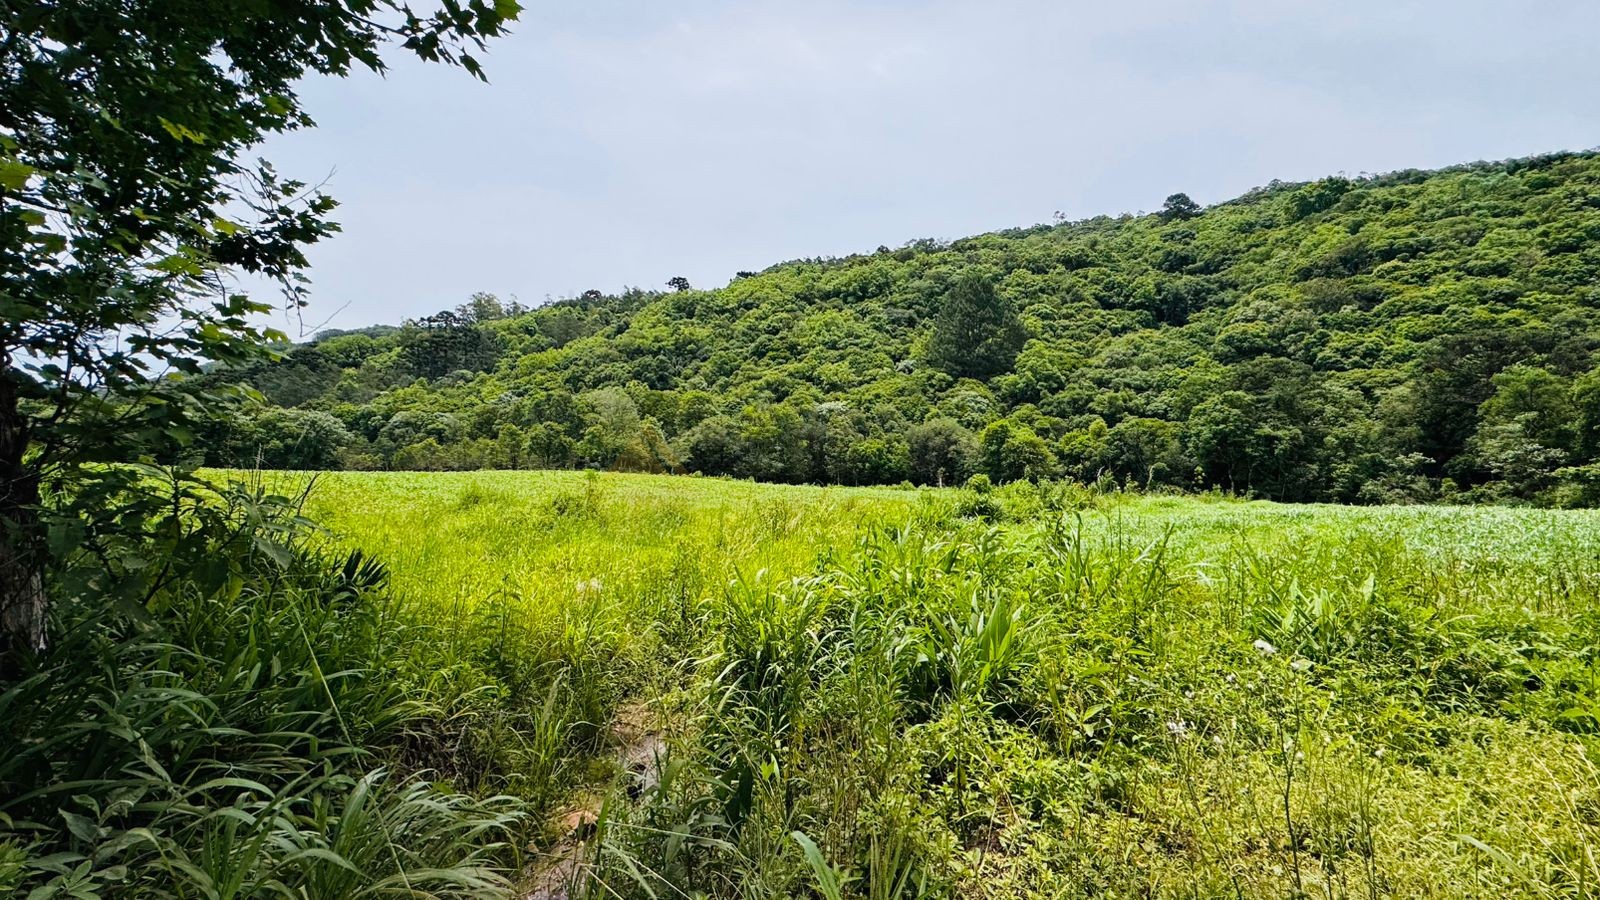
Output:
[
  {"xmin": 12, "ymin": 5, "xmax": 1600, "ymax": 897},
  {"xmin": 269, "ymin": 471, "xmax": 1600, "ymax": 899}
]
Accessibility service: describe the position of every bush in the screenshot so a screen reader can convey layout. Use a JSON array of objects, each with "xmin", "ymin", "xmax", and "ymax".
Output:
[{"xmin": 954, "ymin": 474, "xmax": 1004, "ymax": 519}]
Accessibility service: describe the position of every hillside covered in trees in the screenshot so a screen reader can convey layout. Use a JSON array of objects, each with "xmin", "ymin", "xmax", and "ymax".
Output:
[{"xmin": 209, "ymin": 151, "xmax": 1600, "ymax": 505}]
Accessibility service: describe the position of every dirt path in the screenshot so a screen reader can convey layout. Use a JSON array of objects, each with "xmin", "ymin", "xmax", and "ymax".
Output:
[{"xmin": 523, "ymin": 702, "xmax": 664, "ymax": 900}]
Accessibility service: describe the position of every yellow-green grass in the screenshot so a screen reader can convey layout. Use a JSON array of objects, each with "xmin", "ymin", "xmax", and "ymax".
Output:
[
  {"xmin": 282, "ymin": 469, "xmax": 920, "ymax": 610},
  {"xmin": 268, "ymin": 471, "xmax": 1600, "ymax": 617},
  {"xmin": 243, "ymin": 471, "xmax": 1600, "ymax": 899}
]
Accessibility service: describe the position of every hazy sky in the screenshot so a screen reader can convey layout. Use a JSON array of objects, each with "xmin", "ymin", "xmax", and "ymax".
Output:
[{"xmin": 262, "ymin": 0, "xmax": 1600, "ymax": 333}]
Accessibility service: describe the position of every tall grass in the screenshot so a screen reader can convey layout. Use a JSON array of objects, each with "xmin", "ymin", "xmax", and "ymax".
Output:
[
  {"xmin": 0, "ymin": 478, "xmax": 540, "ymax": 896},
  {"xmin": 16, "ymin": 470, "xmax": 1600, "ymax": 897}
]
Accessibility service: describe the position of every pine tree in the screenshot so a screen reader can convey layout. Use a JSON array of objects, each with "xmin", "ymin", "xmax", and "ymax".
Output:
[{"xmin": 926, "ymin": 272, "xmax": 1028, "ymax": 380}]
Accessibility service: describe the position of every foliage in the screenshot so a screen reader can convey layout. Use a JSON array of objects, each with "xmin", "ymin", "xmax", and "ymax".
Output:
[
  {"xmin": 208, "ymin": 152, "xmax": 1600, "ymax": 506},
  {"xmin": 0, "ymin": 0, "xmax": 527, "ymax": 894},
  {"xmin": 906, "ymin": 417, "xmax": 977, "ymax": 487},
  {"xmin": 924, "ymin": 271, "xmax": 1030, "ymax": 381},
  {"xmin": 0, "ymin": 477, "xmax": 535, "ymax": 896},
  {"xmin": 1159, "ymin": 192, "xmax": 1201, "ymax": 221},
  {"xmin": 0, "ymin": 0, "xmax": 520, "ymax": 645}
]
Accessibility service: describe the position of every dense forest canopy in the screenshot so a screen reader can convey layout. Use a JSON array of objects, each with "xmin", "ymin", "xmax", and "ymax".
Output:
[{"xmin": 210, "ymin": 151, "xmax": 1600, "ymax": 505}]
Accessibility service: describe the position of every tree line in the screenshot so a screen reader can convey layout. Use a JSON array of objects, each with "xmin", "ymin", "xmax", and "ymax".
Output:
[{"xmin": 208, "ymin": 154, "xmax": 1600, "ymax": 505}]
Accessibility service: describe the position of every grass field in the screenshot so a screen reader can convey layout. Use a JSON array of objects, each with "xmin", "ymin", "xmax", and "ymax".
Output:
[{"xmin": 283, "ymin": 471, "xmax": 1600, "ymax": 899}]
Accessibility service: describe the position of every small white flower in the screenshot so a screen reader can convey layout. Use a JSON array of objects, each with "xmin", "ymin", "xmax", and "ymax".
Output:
[
  {"xmin": 1224, "ymin": 673, "xmax": 1237, "ymax": 684},
  {"xmin": 1253, "ymin": 639, "xmax": 1278, "ymax": 657},
  {"xmin": 1290, "ymin": 658, "xmax": 1313, "ymax": 673},
  {"xmin": 1212, "ymin": 734, "xmax": 1226, "ymax": 748},
  {"xmin": 1183, "ymin": 690, "xmax": 1194, "ymax": 700},
  {"xmin": 1166, "ymin": 718, "xmax": 1189, "ymax": 739}
]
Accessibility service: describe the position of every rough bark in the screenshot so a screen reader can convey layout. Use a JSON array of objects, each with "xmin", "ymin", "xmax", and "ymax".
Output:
[{"xmin": 0, "ymin": 365, "xmax": 45, "ymax": 654}]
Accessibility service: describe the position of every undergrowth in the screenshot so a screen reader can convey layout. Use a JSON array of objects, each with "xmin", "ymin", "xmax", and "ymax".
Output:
[
  {"xmin": 0, "ymin": 476, "xmax": 541, "ymax": 897},
  {"xmin": 322, "ymin": 472, "xmax": 1594, "ymax": 900},
  {"xmin": 12, "ymin": 469, "xmax": 1600, "ymax": 898}
]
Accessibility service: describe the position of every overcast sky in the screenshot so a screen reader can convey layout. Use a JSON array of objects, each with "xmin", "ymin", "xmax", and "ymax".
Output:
[{"xmin": 261, "ymin": 0, "xmax": 1600, "ymax": 333}]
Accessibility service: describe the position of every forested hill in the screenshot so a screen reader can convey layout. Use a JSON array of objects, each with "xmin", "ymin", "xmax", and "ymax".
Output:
[{"xmin": 207, "ymin": 151, "xmax": 1600, "ymax": 505}]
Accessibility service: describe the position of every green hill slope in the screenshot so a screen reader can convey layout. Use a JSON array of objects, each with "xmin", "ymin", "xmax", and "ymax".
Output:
[{"xmin": 208, "ymin": 150, "xmax": 1600, "ymax": 504}]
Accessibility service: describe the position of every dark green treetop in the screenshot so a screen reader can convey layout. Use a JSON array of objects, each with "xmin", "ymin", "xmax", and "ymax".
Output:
[{"xmin": 925, "ymin": 272, "xmax": 1029, "ymax": 381}]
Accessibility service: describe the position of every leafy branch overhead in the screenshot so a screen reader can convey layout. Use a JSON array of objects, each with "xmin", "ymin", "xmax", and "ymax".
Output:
[{"xmin": 0, "ymin": 0, "xmax": 520, "ymax": 646}]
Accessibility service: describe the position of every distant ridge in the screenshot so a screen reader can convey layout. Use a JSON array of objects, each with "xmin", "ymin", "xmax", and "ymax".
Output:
[{"xmin": 205, "ymin": 150, "xmax": 1600, "ymax": 507}]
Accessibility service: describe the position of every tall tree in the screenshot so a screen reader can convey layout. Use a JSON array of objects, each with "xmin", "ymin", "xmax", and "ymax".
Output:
[
  {"xmin": 926, "ymin": 272, "xmax": 1028, "ymax": 381},
  {"xmin": 1476, "ymin": 364, "xmax": 1575, "ymax": 453},
  {"xmin": 906, "ymin": 417, "xmax": 975, "ymax": 486},
  {"xmin": 0, "ymin": 0, "xmax": 520, "ymax": 650},
  {"xmin": 1160, "ymin": 192, "xmax": 1201, "ymax": 221}
]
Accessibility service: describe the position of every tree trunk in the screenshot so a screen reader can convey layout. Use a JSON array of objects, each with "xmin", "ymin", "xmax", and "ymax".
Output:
[{"xmin": 0, "ymin": 365, "xmax": 45, "ymax": 654}]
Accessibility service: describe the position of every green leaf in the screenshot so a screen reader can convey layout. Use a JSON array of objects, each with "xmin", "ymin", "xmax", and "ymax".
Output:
[
  {"xmin": 281, "ymin": 847, "xmax": 363, "ymax": 873},
  {"xmin": 1455, "ymin": 833, "xmax": 1516, "ymax": 869},
  {"xmin": 61, "ymin": 811, "xmax": 100, "ymax": 843},
  {"xmin": 792, "ymin": 831, "xmax": 848, "ymax": 900},
  {"xmin": 35, "ymin": 233, "xmax": 67, "ymax": 254},
  {"xmin": 0, "ymin": 159, "xmax": 34, "ymax": 191},
  {"xmin": 157, "ymin": 117, "xmax": 207, "ymax": 144},
  {"xmin": 252, "ymin": 535, "xmax": 292, "ymax": 568}
]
